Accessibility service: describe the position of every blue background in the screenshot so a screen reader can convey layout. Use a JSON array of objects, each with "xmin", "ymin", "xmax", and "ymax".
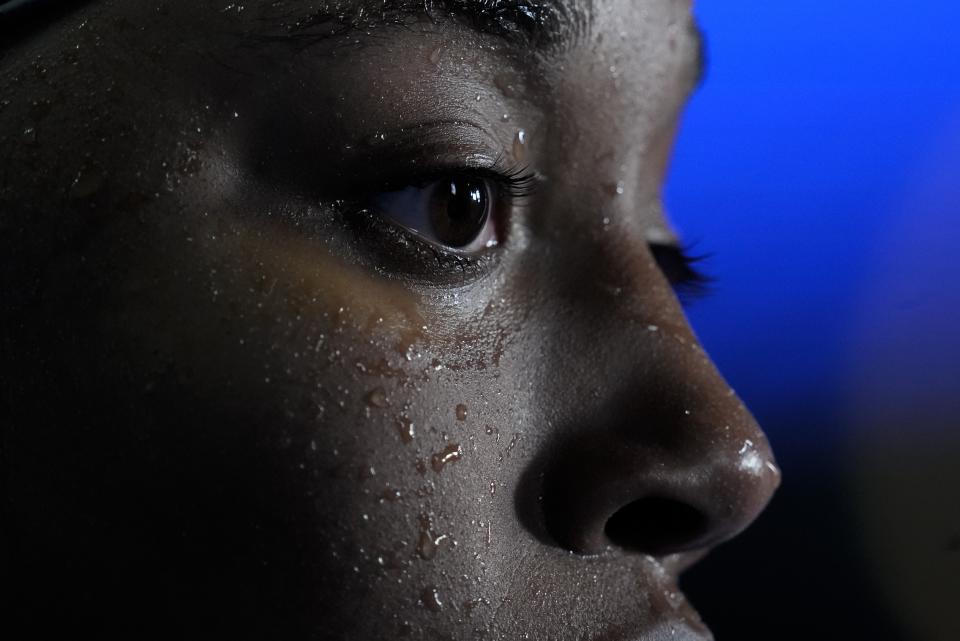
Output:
[{"xmin": 667, "ymin": 3, "xmax": 960, "ymax": 639}]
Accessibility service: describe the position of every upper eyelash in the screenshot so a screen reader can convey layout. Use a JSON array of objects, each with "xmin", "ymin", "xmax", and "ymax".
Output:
[
  {"xmin": 648, "ymin": 243, "xmax": 715, "ymax": 303},
  {"xmin": 467, "ymin": 158, "xmax": 538, "ymax": 199}
]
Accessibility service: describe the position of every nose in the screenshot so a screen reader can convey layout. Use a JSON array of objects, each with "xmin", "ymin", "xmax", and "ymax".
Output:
[
  {"xmin": 530, "ymin": 244, "xmax": 780, "ymax": 557},
  {"xmin": 540, "ymin": 344, "xmax": 780, "ymax": 556}
]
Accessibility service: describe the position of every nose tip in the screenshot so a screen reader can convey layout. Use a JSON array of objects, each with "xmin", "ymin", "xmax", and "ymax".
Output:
[{"xmin": 540, "ymin": 395, "xmax": 780, "ymax": 557}]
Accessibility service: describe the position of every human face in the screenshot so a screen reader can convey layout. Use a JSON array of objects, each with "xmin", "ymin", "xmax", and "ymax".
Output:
[{"xmin": 0, "ymin": 1, "xmax": 779, "ymax": 639}]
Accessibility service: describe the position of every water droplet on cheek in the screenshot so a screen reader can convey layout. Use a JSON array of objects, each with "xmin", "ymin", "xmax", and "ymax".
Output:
[
  {"xmin": 416, "ymin": 514, "xmax": 450, "ymax": 560},
  {"xmin": 420, "ymin": 586, "xmax": 443, "ymax": 612},
  {"xmin": 395, "ymin": 415, "xmax": 415, "ymax": 444},
  {"xmin": 365, "ymin": 387, "xmax": 388, "ymax": 408},
  {"xmin": 431, "ymin": 443, "xmax": 463, "ymax": 473}
]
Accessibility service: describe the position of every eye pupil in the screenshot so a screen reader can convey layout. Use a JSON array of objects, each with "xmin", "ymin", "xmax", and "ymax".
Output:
[{"xmin": 430, "ymin": 177, "xmax": 489, "ymax": 248}]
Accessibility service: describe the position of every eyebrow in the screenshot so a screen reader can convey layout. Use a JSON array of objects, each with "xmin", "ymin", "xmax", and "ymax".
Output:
[{"xmin": 276, "ymin": 0, "xmax": 592, "ymax": 51}]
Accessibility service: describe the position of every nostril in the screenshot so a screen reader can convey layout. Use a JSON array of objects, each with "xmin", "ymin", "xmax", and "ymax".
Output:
[{"xmin": 604, "ymin": 497, "xmax": 709, "ymax": 555}]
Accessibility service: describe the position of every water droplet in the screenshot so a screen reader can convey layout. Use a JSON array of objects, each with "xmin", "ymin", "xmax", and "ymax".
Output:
[
  {"xmin": 379, "ymin": 486, "xmax": 402, "ymax": 502},
  {"xmin": 417, "ymin": 514, "xmax": 449, "ymax": 560},
  {"xmin": 428, "ymin": 45, "xmax": 443, "ymax": 65},
  {"xmin": 513, "ymin": 129, "xmax": 527, "ymax": 162},
  {"xmin": 420, "ymin": 586, "xmax": 443, "ymax": 612},
  {"xmin": 366, "ymin": 387, "xmax": 387, "ymax": 408},
  {"xmin": 431, "ymin": 443, "xmax": 463, "ymax": 473},
  {"xmin": 395, "ymin": 415, "xmax": 415, "ymax": 444},
  {"xmin": 455, "ymin": 403, "xmax": 467, "ymax": 421},
  {"xmin": 501, "ymin": 113, "xmax": 510, "ymax": 122}
]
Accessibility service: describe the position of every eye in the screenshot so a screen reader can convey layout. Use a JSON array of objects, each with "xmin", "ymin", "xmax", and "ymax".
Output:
[{"xmin": 371, "ymin": 176, "xmax": 499, "ymax": 253}]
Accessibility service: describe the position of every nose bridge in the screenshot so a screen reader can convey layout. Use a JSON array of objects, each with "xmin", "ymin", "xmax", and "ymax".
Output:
[
  {"xmin": 520, "ymin": 214, "xmax": 780, "ymax": 555},
  {"xmin": 533, "ymin": 322, "xmax": 780, "ymax": 554}
]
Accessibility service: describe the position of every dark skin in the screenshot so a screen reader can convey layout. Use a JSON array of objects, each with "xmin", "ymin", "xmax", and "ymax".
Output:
[{"xmin": 0, "ymin": 1, "xmax": 779, "ymax": 639}]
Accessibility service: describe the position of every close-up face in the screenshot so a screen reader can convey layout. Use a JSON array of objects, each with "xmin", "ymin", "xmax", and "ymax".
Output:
[{"xmin": 1, "ymin": 1, "xmax": 779, "ymax": 639}]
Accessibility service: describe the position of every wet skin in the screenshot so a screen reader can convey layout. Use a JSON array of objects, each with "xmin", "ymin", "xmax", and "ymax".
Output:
[{"xmin": 0, "ymin": 1, "xmax": 779, "ymax": 639}]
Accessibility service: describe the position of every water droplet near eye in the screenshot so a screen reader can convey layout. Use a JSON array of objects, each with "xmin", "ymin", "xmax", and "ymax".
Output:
[
  {"xmin": 431, "ymin": 443, "xmax": 463, "ymax": 472},
  {"xmin": 455, "ymin": 404, "xmax": 467, "ymax": 421},
  {"xmin": 513, "ymin": 129, "xmax": 527, "ymax": 162},
  {"xmin": 420, "ymin": 586, "xmax": 443, "ymax": 612},
  {"xmin": 501, "ymin": 113, "xmax": 510, "ymax": 122},
  {"xmin": 366, "ymin": 387, "xmax": 388, "ymax": 408}
]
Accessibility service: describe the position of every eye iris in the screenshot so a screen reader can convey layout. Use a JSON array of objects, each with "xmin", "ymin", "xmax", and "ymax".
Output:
[{"xmin": 430, "ymin": 177, "xmax": 489, "ymax": 248}]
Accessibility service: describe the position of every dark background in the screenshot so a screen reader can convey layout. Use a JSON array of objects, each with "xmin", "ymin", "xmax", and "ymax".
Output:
[{"xmin": 669, "ymin": 3, "xmax": 960, "ymax": 640}]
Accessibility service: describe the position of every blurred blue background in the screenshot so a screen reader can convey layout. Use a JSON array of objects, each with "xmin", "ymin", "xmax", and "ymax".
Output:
[{"xmin": 667, "ymin": 3, "xmax": 960, "ymax": 640}]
